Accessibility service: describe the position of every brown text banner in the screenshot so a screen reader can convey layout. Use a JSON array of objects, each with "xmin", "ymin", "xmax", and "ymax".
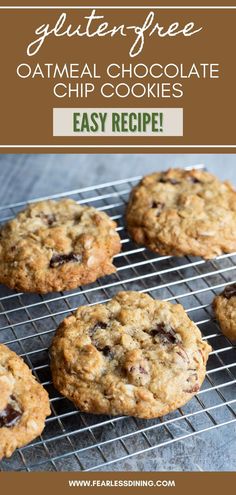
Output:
[
  {"xmin": 0, "ymin": 472, "xmax": 236, "ymax": 495},
  {"xmin": 0, "ymin": 2, "xmax": 235, "ymax": 152}
]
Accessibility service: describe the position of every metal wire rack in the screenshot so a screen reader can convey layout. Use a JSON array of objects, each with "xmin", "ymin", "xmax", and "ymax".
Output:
[{"xmin": 0, "ymin": 164, "xmax": 236, "ymax": 472}]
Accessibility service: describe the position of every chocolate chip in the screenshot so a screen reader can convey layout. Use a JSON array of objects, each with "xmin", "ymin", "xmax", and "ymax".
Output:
[
  {"xmin": 74, "ymin": 213, "xmax": 82, "ymax": 224},
  {"xmin": 159, "ymin": 177, "xmax": 180, "ymax": 185},
  {"xmin": 0, "ymin": 400, "xmax": 22, "ymax": 428},
  {"xmin": 188, "ymin": 177, "xmax": 202, "ymax": 184},
  {"xmin": 93, "ymin": 343, "xmax": 113, "ymax": 358},
  {"xmin": 89, "ymin": 322, "xmax": 112, "ymax": 356},
  {"xmin": 37, "ymin": 213, "xmax": 56, "ymax": 226},
  {"xmin": 151, "ymin": 201, "xmax": 164, "ymax": 214},
  {"xmin": 89, "ymin": 322, "xmax": 108, "ymax": 339},
  {"xmin": 150, "ymin": 324, "xmax": 179, "ymax": 345},
  {"xmin": 46, "ymin": 214, "xmax": 57, "ymax": 226},
  {"xmin": 49, "ymin": 252, "xmax": 82, "ymax": 268},
  {"xmin": 222, "ymin": 284, "xmax": 236, "ymax": 299},
  {"xmin": 101, "ymin": 345, "xmax": 113, "ymax": 357},
  {"xmin": 97, "ymin": 322, "xmax": 107, "ymax": 330}
]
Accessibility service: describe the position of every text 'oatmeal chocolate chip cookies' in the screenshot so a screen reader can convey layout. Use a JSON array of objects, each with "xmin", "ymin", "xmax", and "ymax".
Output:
[
  {"xmin": 0, "ymin": 199, "xmax": 121, "ymax": 293},
  {"xmin": 213, "ymin": 284, "xmax": 236, "ymax": 341},
  {"xmin": 126, "ymin": 169, "xmax": 236, "ymax": 260},
  {"xmin": 50, "ymin": 291, "xmax": 211, "ymax": 419},
  {"xmin": 0, "ymin": 344, "xmax": 50, "ymax": 459}
]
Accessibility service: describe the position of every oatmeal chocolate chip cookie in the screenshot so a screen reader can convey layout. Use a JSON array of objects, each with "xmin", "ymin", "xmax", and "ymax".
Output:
[
  {"xmin": 213, "ymin": 284, "xmax": 236, "ymax": 341},
  {"xmin": 0, "ymin": 344, "xmax": 50, "ymax": 459},
  {"xmin": 50, "ymin": 291, "xmax": 211, "ymax": 419},
  {"xmin": 0, "ymin": 199, "xmax": 121, "ymax": 293},
  {"xmin": 126, "ymin": 169, "xmax": 236, "ymax": 259}
]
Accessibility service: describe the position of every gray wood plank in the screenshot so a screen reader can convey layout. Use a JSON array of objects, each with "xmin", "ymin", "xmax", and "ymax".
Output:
[{"xmin": 0, "ymin": 153, "xmax": 235, "ymax": 204}]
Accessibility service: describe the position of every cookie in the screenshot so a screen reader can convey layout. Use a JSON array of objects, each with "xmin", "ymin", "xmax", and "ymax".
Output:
[
  {"xmin": 0, "ymin": 199, "xmax": 121, "ymax": 293},
  {"xmin": 126, "ymin": 169, "xmax": 236, "ymax": 259},
  {"xmin": 0, "ymin": 344, "xmax": 50, "ymax": 459},
  {"xmin": 50, "ymin": 291, "xmax": 211, "ymax": 419},
  {"xmin": 213, "ymin": 284, "xmax": 236, "ymax": 341}
]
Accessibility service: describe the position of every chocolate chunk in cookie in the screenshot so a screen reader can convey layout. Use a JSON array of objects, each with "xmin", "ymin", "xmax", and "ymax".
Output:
[
  {"xmin": 0, "ymin": 398, "xmax": 22, "ymax": 428},
  {"xmin": 150, "ymin": 323, "xmax": 180, "ymax": 345},
  {"xmin": 49, "ymin": 252, "xmax": 82, "ymax": 268}
]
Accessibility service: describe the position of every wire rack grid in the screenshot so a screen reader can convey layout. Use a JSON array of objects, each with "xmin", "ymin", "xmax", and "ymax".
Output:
[{"xmin": 0, "ymin": 165, "xmax": 236, "ymax": 472}]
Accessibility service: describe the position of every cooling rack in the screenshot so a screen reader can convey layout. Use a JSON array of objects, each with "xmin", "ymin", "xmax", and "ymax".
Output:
[{"xmin": 0, "ymin": 165, "xmax": 236, "ymax": 472}]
